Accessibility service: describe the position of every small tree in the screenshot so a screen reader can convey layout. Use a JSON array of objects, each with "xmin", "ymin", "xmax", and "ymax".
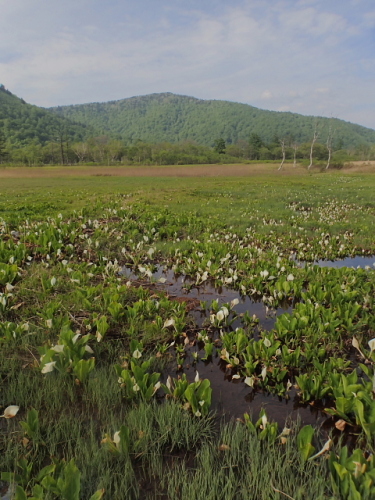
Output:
[
  {"xmin": 214, "ymin": 138, "xmax": 226, "ymax": 155},
  {"xmin": 248, "ymin": 133, "xmax": 263, "ymax": 160},
  {"xmin": 72, "ymin": 142, "xmax": 90, "ymax": 163},
  {"xmin": 0, "ymin": 130, "xmax": 9, "ymax": 163}
]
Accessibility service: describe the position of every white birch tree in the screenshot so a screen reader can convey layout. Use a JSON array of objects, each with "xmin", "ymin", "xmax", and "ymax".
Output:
[
  {"xmin": 308, "ymin": 123, "xmax": 319, "ymax": 170},
  {"xmin": 325, "ymin": 125, "xmax": 334, "ymax": 169},
  {"xmin": 292, "ymin": 142, "xmax": 298, "ymax": 168},
  {"xmin": 278, "ymin": 138, "xmax": 286, "ymax": 170}
]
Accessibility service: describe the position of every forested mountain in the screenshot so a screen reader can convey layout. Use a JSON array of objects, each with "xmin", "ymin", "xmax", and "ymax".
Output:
[
  {"xmin": 1, "ymin": 86, "xmax": 375, "ymax": 165},
  {"xmin": 49, "ymin": 92, "xmax": 375, "ymax": 149},
  {"xmin": 0, "ymin": 85, "xmax": 95, "ymax": 146}
]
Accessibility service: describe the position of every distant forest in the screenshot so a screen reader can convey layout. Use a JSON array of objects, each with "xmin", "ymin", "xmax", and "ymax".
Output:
[{"xmin": 1, "ymin": 86, "xmax": 375, "ymax": 166}]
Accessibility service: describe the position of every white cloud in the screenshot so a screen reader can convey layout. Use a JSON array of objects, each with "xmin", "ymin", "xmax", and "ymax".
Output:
[
  {"xmin": 0, "ymin": 0, "xmax": 374, "ymax": 128},
  {"xmin": 261, "ymin": 90, "xmax": 273, "ymax": 99},
  {"xmin": 362, "ymin": 10, "xmax": 375, "ymax": 27}
]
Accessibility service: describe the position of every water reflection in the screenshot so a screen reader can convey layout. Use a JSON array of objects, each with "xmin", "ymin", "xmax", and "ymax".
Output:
[
  {"xmin": 121, "ymin": 265, "xmax": 293, "ymax": 331},
  {"xmin": 298, "ymin": 255, "xmax": 375, "ymax": 269},
  {"xmin": 162, "ymin": 351, "xmax": 327, "ymax": 427},
  {"xmin": 315, "ymin": 255, "xmax": 375, "ymax": 269},
  {"xmin": 121, "ymin": 264, "xmax": 330, "ymax": 428}
]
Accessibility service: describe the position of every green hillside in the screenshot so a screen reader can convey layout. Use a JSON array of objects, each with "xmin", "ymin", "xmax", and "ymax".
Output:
[
  {"xmin": 0, "ymin": 85, "xmax": 95, "ymax": 146},
  {"xmin": 1, "ymin": 87, "xmax": 375, "ymax": 165},
  {"xmin": 49, "ymin": 92, "xmax": 375, "ymax": 149},
  {"xmin": 1, "ymin": 85, "xmax": 375, "ymax": 150}
]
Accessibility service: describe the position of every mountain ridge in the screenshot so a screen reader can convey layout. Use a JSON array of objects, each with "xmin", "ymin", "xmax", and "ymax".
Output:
[
  {"xmin": 1, "ymin": 85, "xmax": 375, "ymax": 150},
  {"xmin": 0, "ymin": 85, "xmax": 96, "ymax": 146},
  {"xmin": 48, "ymin": 92, "xmax": 375, "ymax": 148}
]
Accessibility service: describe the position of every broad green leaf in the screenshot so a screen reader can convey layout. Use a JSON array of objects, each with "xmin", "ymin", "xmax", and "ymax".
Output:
[
  {"xmin": 31, "ymin": 484, "xmax": 45, "ymax": 500},
  {"xmin": 14, "ymin": 485, "xmax": 28, "ymax": 500},
  {"xmin": 59, "ymin": 459, "xmax": 81, "ymax": 500},
  {"xmin": 41, "ymin": 475, "xmax": 60, "ymax": 495},
  {"xmin": 89, "ymin": 488, "xmax": 105, "ymax": 500},
  {"xmin": 36, "ymin": 463, "xmax": 56, "ymax": 482},
  {"xmin": 297, "ymin": 425, "xmax": 315, "ymax": 461}
]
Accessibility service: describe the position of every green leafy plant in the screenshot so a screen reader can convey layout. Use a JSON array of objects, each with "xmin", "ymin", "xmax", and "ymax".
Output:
[
  {"xmin": 20, "ymin": 408, "xmax": 40, "ymax": 442},
  {"xmin": 243, "ymin": 410, "xmax": 279, "ymax": 442},
  {"xmin": 102, "ymin": 425, "xmax": 130, "ymax": 457},
  {"xmin": 2, "ymin": 459, "xmax": 104, "ymax": 500},
  {"xmin": 297, "ymin": 425, "xmax": 315, "ymax": 461},
  {"xmin": 329, "ymin": 447, "xmax": 375, "ymax": 500},
  {"xmin": 39, "ymin": 325, "xmax": 95, "ymax": 382},
  {"xmin": 115, "ymin": 358, "xmax": 161, "ymax": 401},
  {"xmin": 163, "ymin": 373, "xmax": 212, "ymax": 417}
]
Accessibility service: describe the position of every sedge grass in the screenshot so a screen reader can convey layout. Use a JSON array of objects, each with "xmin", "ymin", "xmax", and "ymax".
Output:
[{"xmin": 165, "ymin": 420, "xmax": 329, "ymax": 500}]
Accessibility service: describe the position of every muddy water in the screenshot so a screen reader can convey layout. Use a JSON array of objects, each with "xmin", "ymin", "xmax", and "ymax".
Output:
[
  {"xmin": 315, "ymin": 255, "xmax": 375, "ymax": 269},
  {"xmin": 121, "ymin": 265, "xmax": 330, "ymax": 427},
  {"xmin": 164, "ymin": 353, "xmax": 327, "ymax": 427},
  {"xmin": 122, "ymin": 265, "xmax": 293, "ymax": 331},
  {"xmin": 298, "ymin": 255, "xmax": 375, "ymax": 269}
]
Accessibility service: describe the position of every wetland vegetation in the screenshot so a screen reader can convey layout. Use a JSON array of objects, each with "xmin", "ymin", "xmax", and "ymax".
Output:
[{"xmin": 1, "ymin": 167, "xmax": 375, "ymax": 499}]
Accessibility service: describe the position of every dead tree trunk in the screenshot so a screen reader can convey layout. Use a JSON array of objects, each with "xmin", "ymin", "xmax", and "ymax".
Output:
[
  {"xmin": 278, "ymin": 139, "xmax": 286, "ymax": 170},
  {"xmin": 292, "ymin": 143, "xmax": 298, "ymax": 168},
  {"xmin": 308, "ymin": 124, "xmax": 319, "ymax": 170},
  {"xmin": 325, "ymin": 126, "xmax": 334, "ymax": 169}
]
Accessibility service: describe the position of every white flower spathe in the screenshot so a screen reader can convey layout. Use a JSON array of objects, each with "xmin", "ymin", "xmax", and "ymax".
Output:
[
  {"xmin": 51, "ymin": 344, "xmax": 64, "ymax": 353},
  {"xmin": 1, "ymin": 405, "xmax": 20, "ymax": 418},
  {"xmin": 41, "ymin": 361, "xmax": 56, "ymax": 374},
  {"xmin": 216, "ymin": 310, "xmax": 224, "ymax": 322},
  {"xmin": 163, "ymin": 318, "xmax": 175, "ymax": 328},
  {"xmin": 244, "ymin": 376, "xmax": 255, "ymax": 387}
]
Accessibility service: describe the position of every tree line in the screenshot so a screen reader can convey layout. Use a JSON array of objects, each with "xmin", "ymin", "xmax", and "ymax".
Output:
[{"xmin": 0, "ymin": 129, "xmax": 374, "ymax": 167}]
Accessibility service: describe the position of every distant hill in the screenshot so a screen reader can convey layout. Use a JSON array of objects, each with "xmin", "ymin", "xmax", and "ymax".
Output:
[
  {"xmin": 0, "ymin": 85, "xmax": 95, "ymax": 146},
  {"xmin": 49, "ymin": 92, "xmax": 375, "ymax": 149},
  {"xmin": 1, "ymin": 86, "xmax": 375, "ymax": 151}
]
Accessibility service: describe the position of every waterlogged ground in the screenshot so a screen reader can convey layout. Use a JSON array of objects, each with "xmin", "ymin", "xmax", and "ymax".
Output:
[
  {"xmin": 1, "ymin": 168, "xmax": 375, "ymax": 499},
  {"xmin": 121, "ymin": 265, "xmax": 321, "ymax": 425}
]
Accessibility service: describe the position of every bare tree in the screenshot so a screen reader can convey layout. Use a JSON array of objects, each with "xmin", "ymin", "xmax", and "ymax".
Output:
[
  {"xmin": 325, "ymin": 125, "xmax": 334, "ymax": 169},
  {"xmin": 308, "ymin": 122, "xmax": 319, "ymax": 170},
  {"xmin": 72, "ymin": 142, "xmax": 90, "ymax": 163},
  {"xmin": 292, "ymin": 142, "xmax": 298, "ymax": 168},
  {"xmin": 278, "ymin": 138, "xmax": 286, "ymax": 171}
]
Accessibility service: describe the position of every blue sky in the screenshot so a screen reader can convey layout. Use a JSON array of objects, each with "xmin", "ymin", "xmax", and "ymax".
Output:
[{"xmin": 1, "ymin": 0, "xmax": 375, "ymax": 129}]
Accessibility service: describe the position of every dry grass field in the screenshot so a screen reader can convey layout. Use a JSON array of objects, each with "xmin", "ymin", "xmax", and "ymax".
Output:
[
  {"xmin": 0, "ymin": 163, "xmax": 315, "ymax": 178},
  {"xmin": 0, "ymin": 161, "xmax": 374, "ymax": 179}
]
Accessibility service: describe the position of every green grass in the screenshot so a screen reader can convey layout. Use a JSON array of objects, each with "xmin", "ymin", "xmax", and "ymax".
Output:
[{"xmin": 1, "ymin": 166, "xmax": 375, "ymax": 499}]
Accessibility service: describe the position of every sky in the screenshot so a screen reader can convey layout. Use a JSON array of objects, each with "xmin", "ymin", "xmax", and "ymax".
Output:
[{"xmin": 1, "ymin": 0, "xmax": 375, "ymax": 129}]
